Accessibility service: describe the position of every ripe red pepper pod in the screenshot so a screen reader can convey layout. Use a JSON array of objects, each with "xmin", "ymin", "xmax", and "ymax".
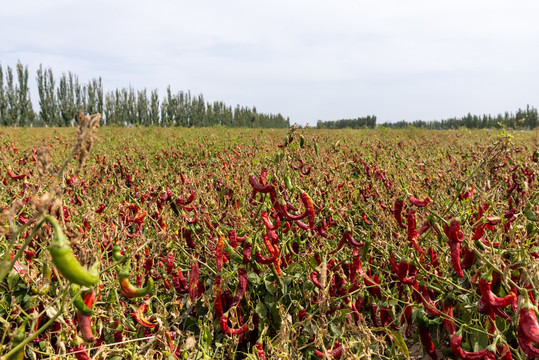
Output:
[
  {"xmin": 517, "ymin": 321, "xmax": 539, "ymax": 358},
  {"xmin": 248, "ymin": 175, "xmax": 275, "ymax": 193},
  {"xmin": 76, "ymin": 290, "xmax": 97, "ymax": 343},
  {"xmin": 230, "ymin": 268, "xmax": 247, "ymax": 307},
  {"xmin": 478, "ymin": 272, "xmax": 516, "ymax": 308},
  {"xmin": 414, "ymin": 283, "xmax": 441, "ymax": 317},
  {"xmin": 300, "ymin": 192, "xmax": 316, "ymax": 230},
  {"xmin": 118, "ymin": 260, "xmax": 154, "ymax": 299},
  {"xmin": 189, "ymin": 260, "xmax": 199, "ymax": 301},
  {"xmin": 242, "ymin": 239, "xmax": 253, "ymax": 264},
  {"xmin": 215, "ymin": 236, "xmax": 225, "ymax": 273},
  {"xmin": 442, "ymin": 303, "xmax": 456, "ymax": 335},
  {"xmin": 255, "ymin": 250, "xmax": 278, "ymax": 265},
  {"xmin": 69, "ymin": 344, "xmax": 91, "ymax": 360},
  {"xmin": 46, "ymin": 215, "xmax": 100, "ymax": 287},
  {"xmin": 397, "ymin": 258, "xmax": 417, "ymax": 285},
  {"xmin": 415, "ymin": 310, "xmax": 439, "ymax": 360},
  {"xmin": 409, "ymin": 195, "xmax": 432, "ymax": 207},
  {"xmin": 255, "ymin": 343, "xmax": 267, "ymax": 360},
  {"xmin": 450, "ymin": 332, "xmax": 496, "ymax": 360},
  {"xmin": 219, "ymin": 315, "xmax": 248, "ymax": 335},
  {"xmin": 407, "ymin": 209, "xmax": 425, "ymax": 255},
  {"xmin": 518, "ymin": 293, "xmax": 539, "ymax": 344},
  {"xmin": 175, "ymin": 190, "xmax": 195, "ymax": 206},
  {"xmin": 261, "ymin": 211, "xmax": 280, "ymax": 231},
  {"xmin": 314, "ymin": 342, "xmax": 343, "ymax": 359},
  {"xmin": 392, "ymin": 197, "xmax": 406, "ymax": 228}
]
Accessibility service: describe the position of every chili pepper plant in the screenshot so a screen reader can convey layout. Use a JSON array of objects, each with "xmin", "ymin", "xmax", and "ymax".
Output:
[{"xmin": 0, "ymin": 120, "xmax": 539, "ymax": 359}]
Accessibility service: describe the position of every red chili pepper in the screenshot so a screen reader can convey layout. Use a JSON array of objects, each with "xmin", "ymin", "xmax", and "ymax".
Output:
[
  {"xmin": 414, "ymin": 283, "xmax": 440, "ymax": 317},
  {"xmin": 442, "ymin": 303, "xmax": 456, "ymax": 335},
  {"xmin": 214, "ymin": 285, "xmax": 224, "ymax": 318},
  {"xmin": 176, "ymin": 190, "xmax": 195, "ymax": 206},
  {"xmin": 215, "ymin": 236, "xmax": 225, "ymax": 273},
  {"xmin": 231, "ymin": 268, "xmax": 247, "ymax": 307},
  {"xmin": 450, "ymin": 333, "xmax": 492, "ymax": 360},
  {"xmin": 397, "ymin": 259, "xmax": 417, "ymax": 285},
  {"xmin": 517, "ymin": 321, "xmax": 539, "ymax": 358},
  {"xmin": 409, "ymin": 195, "xmax": 432, "ymax": 207},
  {"xmin": 6, "ymin": 168, "xmax": 26, "ymax": 180},
  {"xmin": 418, "ymin": 325, "xmax": 438, "ymax": 360},
  {"xmin": 77, "ymin": 291, "xmax": 97, "ymax": 343},
  {"xmin": 459, "ymin": 185, "xmax": 474, "ymax": 200},
  {"xmin": 69, "ymin": 344, "xmax": 91, "ymax": 360},
  {"xmin": 314, "ymin": 343, "xmax": 343, "ymax": 359},
  {"xmin": 248, "ymin": 175, "xmax": 275, "ymax": 193},
  {"xmin": 311, "ymin": 270, "xmax": 323, "ymax": 289},
  {"xmin": 173, "ymin": 267, "xmax": 188, "ymax": 294},
  {"xmin": 261, "ymin": 211, "xmax": 280, "ymax": 231},
  {"xmin": 392, "ymin": 198, "xmax": 406, "ymax": 228},
  {"xmin": 189, "ymin": 260, "xmax": 199, "ymax": 301},
  {"xmin": 407, "ymin": 209, "xmax": 425, "ymax": 254},
  {"xmin": 518, "ymin": 294, "xmax": 539, "ymax": 344},
  {"xmin": 242, "ymin": 240, "xmax": 253, "ymax": 264},
  {"xmin": 460, "ymin": 246, "xmax": 476, "ymax": 270},
  {"xmin": 300, "ymin": 192, "xmax": 316, "ymax": 230},
  {"xmin": 478, "ymin": 277, "xmax": 516, "ymax": 308},
  {"xmin": 255, "ymin": 343, "xmax": 267, "ymax": 360},
  {"xmin": 444, "ymin": 220, "xmax": 465, "ymax": 278},
  {"xmin": 219, "ymin": 315, "xmax": 248, "ymax": 335}
]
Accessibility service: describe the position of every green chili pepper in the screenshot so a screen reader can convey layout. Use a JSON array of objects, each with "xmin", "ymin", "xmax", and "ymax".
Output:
[
  {"xmin": 118, "ymin": 260, "xmax": 154, "ymax": 299},
  {"xmin": 299, "ymin": 134, "xmax": 306, "ymax": 148},
  {"xmin": 112, "ymin": 244, "xmax": 124, "ymax": 261},
  {"xmin": 46, "ymin": 215, "xmax": 100, "ymax": 287},
  {"xmin": 285, "ymin": 175, "xmax": 293, "ymax": 192},
  {"xmin": 70, "ymin": 284, "xmax": 95, "ymax": 315}
]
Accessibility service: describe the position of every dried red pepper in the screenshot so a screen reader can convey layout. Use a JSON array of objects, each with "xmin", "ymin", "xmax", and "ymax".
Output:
[
  {"xmin": 409, "ymin": 195, "xmax": 432, "ymax": 207},
  {"xmin": 392, "ymin": 197, "xmax": 406, "ymax": 228},
  {"xmin": 189, "ymin": 260, "xmax": 199, "ymax": 301},
  {"xmin": 231, "ymin": 268, "xmax": 248, "ymax": 307},
  {"xmin": 255, "ymin": 343, "xmax": 267, "ymax": 360},
  {"xmin": 219, "ymin": 315, "xmax": 248, "ymax": 335},
  {"xmin": 407, "ymin": 209, "xmax": 425, "ymax": 254}
]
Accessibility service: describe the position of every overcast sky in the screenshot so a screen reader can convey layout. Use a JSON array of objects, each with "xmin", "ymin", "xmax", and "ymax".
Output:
[{"xmin": 2, "ymin": 0, "xmax": 538, "ymax": 126}]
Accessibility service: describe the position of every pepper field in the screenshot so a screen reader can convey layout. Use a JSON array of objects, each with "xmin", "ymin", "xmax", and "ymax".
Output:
[{"xmin": 1, "ymin": 119, "xmax": 539, "ymax": 359}]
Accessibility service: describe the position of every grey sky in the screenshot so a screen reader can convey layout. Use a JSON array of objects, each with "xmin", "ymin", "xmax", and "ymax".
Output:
[{"xmin": 2, "ymin": 0, "xmax": 538, "ymax": 126}]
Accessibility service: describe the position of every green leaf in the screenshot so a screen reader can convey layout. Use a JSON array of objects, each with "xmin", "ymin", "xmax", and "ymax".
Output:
[
  {"xmin": 388, "ymin": 329, "xmax": 409, "ymax": 359},
  {"xmin": 247, "ymin": 271, "xmax": 260, "ymax": 286},
  {"xmin": 255, "ymin": 302, "xmax": 268, "ymax": 318}
]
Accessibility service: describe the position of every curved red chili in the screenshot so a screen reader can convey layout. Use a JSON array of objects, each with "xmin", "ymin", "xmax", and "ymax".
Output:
[
  {"xmin": 219, "ymin": 315, "xmax": 248, "ymax": 335},
  {"xmin": 409, "ymin": 195, "xmax": 432, "ymax": 207},
  {"xmin": 242, "ymin": 240, "xmax": 253, "ymax": 264},
  {"xmin": 478, "ymin": 277, "xmax": 516, "ymax": 308},
  {"xmin": 231, "ymin": 268, "xmax": 247, "ymax": 307}
]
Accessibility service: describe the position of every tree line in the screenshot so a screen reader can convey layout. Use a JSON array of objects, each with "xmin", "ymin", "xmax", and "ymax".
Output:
[
  {"xmin": 0, "ymin": 61, "xmax": 290, "ymax": 128},
  {"xmin": 316, "ymin": 106, "xmax": 539, "ymax": 130}
]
